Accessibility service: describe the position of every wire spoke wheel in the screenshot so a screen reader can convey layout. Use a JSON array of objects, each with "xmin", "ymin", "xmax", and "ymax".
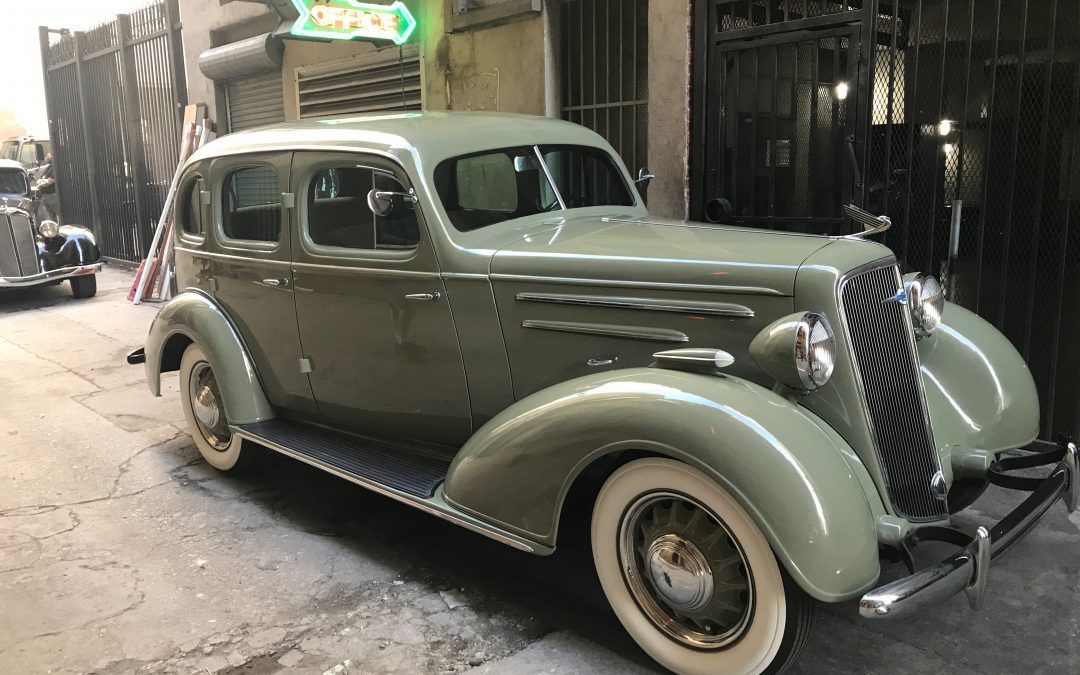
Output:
[{"xmin": 620, "ymin": 492, "xmax": 754, "ymax": 649}]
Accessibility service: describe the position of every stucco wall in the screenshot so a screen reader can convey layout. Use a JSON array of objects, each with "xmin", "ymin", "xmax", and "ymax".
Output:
[
  {"xmin": 646, "ymin": 0, "xmax": 692, "ymax": 220},
  {"xmin": 418, "ymin": 3, "xmax": 547, "ymax": 115}
]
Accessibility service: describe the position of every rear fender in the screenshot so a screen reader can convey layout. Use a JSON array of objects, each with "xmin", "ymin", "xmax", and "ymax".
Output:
[
  {"xmin": 444, "ymin": 368, "xmax": 884, "ymax": 602},
  {"xmin": 144, "ymin": 290, "xmax": 273, "ymax": 424}
]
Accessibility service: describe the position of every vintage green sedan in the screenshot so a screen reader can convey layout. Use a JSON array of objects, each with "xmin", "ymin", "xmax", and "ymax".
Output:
[{"xmin": 129, "ymin": 112, "xmax": 1076, "ymax": 675}]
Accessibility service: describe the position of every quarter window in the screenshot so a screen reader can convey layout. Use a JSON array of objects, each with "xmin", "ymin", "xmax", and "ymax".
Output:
[
  {"xmin": 178, "ymin": 178, "xmax": 204, "ymax": 236},
  {"xmin": 222, "ymin": 166, "xmax": 281, "ymax": 242},
  {"xmin": 306, "ymin": 166, "xmax": 419, "ymax": 250}
]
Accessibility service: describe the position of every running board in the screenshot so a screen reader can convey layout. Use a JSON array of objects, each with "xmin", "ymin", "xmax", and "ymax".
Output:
[{"xmin": 233, "ymin": 420, "xmax": 549, "ymax": 555}]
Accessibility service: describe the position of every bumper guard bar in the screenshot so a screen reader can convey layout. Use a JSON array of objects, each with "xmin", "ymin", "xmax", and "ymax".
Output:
[{"xmin": 860, "ymin": 440, "xmax": 1077, "ymax": 619}]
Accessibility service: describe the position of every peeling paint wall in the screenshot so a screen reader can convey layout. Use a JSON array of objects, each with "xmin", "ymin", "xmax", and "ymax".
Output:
[
  {"xmin": 645, "ymin": 0, "xmax": 692, "ymax": 220},
  {"xmin": 418, "ymin": 4, "xmax": 546, "ymax": 115}
]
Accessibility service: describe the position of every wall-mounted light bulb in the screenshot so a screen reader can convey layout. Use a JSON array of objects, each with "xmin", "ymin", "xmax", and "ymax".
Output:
[
  {"xmin": 937, "ymin": 119, "xmax": 954, "ymax": 136},
  {"xmin": 834, "ymin": 82, "xmax": 849, "ymax": 100}
]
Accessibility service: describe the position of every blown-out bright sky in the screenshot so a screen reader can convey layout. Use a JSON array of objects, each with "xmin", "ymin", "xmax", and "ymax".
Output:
[{"xmin": 0, "ymin": 0, "xmax": 149, "ymax": 138}]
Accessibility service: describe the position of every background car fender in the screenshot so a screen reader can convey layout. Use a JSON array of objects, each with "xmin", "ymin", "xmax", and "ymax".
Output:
[
  {"xmin": 919, "ymin": 301, "xmax": 1040, "ymax": 458},
  {"xmin": 144, "ymin": 290, "xmax": 273, "ymax": 425},
  {"xmin": 444, "ymin": 367, "xmax": 884, "ymax": 602}
]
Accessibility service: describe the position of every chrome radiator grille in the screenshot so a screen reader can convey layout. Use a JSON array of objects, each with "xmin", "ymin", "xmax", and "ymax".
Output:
[{"xmin": 840, "ymin": 264, "xmax": 947, "ymax": 521}]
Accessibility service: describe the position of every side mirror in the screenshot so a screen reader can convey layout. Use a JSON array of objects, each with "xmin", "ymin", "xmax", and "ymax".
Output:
[
  {"xmin": 635, "ymin": 168, "xmax": 656, "ymax": 187},
  {"xmin": 367, "ymin": 188, "xmax": 417, "ymax": 217},
  {"xmin": 367, "ymin": 189, "xmax": 394, "ymax": 217}
]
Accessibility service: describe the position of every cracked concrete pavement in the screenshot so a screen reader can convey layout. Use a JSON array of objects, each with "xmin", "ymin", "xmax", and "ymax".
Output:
[{"xmin": 1, "ymin": 266, "xmax": 1078, "ymax": 674}]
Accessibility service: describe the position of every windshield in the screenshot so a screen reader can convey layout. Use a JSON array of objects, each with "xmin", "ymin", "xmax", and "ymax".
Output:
[
  {"xmin": 0, "ymin": 168, "xmax": 27, "ymax": 196},
  {"xmin": 433, "ymin": 144, "xmax": 634, "ymax": 232}
]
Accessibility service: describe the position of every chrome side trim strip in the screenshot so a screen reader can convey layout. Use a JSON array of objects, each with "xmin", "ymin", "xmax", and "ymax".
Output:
[
  {"xmin": 522, "ymin": 319, "xmax": 690, "ymax": 343},
  {"xmin": 291, "ymin": 261, "xmax": 438, "ymax": 278},
  {"xmin": 232, "ymin": 428, "xmax": 549, "ymax": 555},
  {"xmin": 174, "ymin": 247, "xmax": 292, "ymax": 268},
  {"xmin": 491, "ymin": 273, "xmax": 786, "ymax": 296},
  {"xmin": 517, "ymin": 292, "xmax": 754, "ymax": 317}
]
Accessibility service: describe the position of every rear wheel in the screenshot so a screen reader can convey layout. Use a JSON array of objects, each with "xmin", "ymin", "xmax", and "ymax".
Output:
[
  {"xmin": 70, "ymin": 274, "xmax": 96, "ymax": 299},
  {"xmin": 179, "ymin": 344, "xmax": 254, "ymax": 472},
  {"xmin": 591, "ymin": 458, "xmax": 814, "ymax": 675}
]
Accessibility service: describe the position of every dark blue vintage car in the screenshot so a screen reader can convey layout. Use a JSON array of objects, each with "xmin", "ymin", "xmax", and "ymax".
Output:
[{"xmin": 0, "ymin": 159, "xmax": 101, "ymax": 298}]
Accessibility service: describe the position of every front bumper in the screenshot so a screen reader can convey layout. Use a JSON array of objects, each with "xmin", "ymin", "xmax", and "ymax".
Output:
[
  {"xmin": 0, "ymin": 263, "xmax": 101, "ymax": 288},
  {"xmin": 859, "ymin": 441, "xmax": 1078, "ymax": 619}
]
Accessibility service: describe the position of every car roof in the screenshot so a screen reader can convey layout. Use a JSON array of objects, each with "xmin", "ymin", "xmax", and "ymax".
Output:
[
  {"xmin": 0, "ymin": 159, "xmax": 25, "ymax": 171},
  {"xmin": 187, "ymin": 111, "xmax": 614, "ymax": 169}
]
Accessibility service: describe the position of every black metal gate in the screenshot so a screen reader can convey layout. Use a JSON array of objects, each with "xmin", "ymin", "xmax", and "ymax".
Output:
[
  {"xmin": 692, "ymin": 0, "xmax": 1080, "ymax": 439},
  {"xmin": 38, "ymin": 0, "xmax": 187, "ymax": 263}
]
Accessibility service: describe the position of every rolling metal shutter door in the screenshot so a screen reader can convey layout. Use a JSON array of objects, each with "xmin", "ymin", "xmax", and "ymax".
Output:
[
  {"xmin": 297, "ymin": 44, "xmax": 421, "ymax": 119},
  {"xmin": 226, "ymin": 72, "xmax": 285, "ymax": 133}
]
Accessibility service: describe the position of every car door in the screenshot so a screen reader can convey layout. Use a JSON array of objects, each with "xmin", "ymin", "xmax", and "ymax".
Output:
[
  {"xmin": 207, "ymin": 152, "xmax": 317, "ymax": 415},
  {"xmin": 290, "ymin": 151, "xmax": 471, "ymax": 449}
]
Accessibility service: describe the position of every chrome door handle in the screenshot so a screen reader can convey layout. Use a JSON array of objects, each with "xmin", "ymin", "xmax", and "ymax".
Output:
[
  {"xmin": 263, "ymin": 278, "xmax": 290, "ymax": 287},
  {"xmin": 587, "ymin": 356, "xmax": 618, "ymax": 367},
  {"xmin": 405, "ymin": 291, "xmax": 441, "ymax": 301}
]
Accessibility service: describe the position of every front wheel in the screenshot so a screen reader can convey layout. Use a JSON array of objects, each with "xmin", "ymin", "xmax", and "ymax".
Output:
[
  {"xmin": 70, "ymin": 274, "xmax": 96, "ymax": 299},
  {"xmin": 591, "ymin": 458, "xmax": 814, "ymax": 675}
]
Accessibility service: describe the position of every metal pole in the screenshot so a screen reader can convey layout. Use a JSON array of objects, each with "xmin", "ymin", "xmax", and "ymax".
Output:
[
  {"xmin": 73, "ymin": 31, "xmax": 104, "ymax": 234},
  {"xmin": 947, "ymin": 199, "xmax": 962, "ymax": 302},
  {"xmin": 117, "ymin": 14, "xmax": 151, "ymax": 256},
  {"xmin": 37, "ymin": 27, "xmax": 63, "ymax": 218},
  {"xmin": 163, "ymin": 0, "xmax": 188, "ymax": 131}
]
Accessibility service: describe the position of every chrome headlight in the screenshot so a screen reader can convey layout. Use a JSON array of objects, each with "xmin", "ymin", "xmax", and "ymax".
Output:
[
  {"xmin": 750, "ymin": 311, "xmax": 836, "ymax": 390},
  {"xmin": 38, "ymin": 219, "xmax": 60, "ymax": 238},
  {"xmin": 903, "ymin": 273, "xmax": 944, "ymax": 338}
]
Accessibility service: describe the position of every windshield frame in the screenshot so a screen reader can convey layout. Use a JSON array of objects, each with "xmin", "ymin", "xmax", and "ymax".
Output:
[
  {"xmin": 0, "ymin": 168, "xmax": 29, "ymax": 197},
  {"xmin": 433, "ymin": 143, "xmax": 637, "ymax": 233}
]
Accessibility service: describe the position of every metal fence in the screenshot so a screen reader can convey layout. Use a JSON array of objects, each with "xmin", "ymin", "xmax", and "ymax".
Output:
[
  {"xmin": 692, "ymin": 0, "xmax": 1080, "ymax": 438},
  {"xmin": 558, "ymin": 0, "xmax": 649, "ymax": 180},
  {"xmin": 39, "ymin": 0, "xmax": 187, "ymax": 263}
]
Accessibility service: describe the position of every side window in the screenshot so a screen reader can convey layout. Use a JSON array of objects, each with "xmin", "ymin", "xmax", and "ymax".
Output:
[
  {"xmin": 178, "ymin": 177, "xmax": 204, "ymax": 236},
  {"xmin": 18, "ymin": 143, "xmax": 36, "ymax": 166},
  {"xmin": 222, "ymin": 166, "xmax": 281, "ymax": 243},
  {"xmin": 306, "ymin": 166, "xmax": 419, "ymax": 251}
]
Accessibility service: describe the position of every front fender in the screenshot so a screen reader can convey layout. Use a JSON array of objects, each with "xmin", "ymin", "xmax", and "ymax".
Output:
[
  {"xmin": 144, "ymin": 291, "xmax": 273, "ymax": 424},
  {"xmin": 919, "ymin": 302, "xmax": 1039, "ymax": 456},
  {"xmin": 37, "ymin": 225, "xmax": 102, "ymax": 272},
  {"xmin": 444, "ymin": 368, "xmax": 883, "ymax": 602}
]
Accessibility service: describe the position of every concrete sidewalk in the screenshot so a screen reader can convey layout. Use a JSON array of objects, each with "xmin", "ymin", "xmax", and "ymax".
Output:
[{"xmin": 0, "ymin": 265, "xmax": 1077, "ymax": 674}]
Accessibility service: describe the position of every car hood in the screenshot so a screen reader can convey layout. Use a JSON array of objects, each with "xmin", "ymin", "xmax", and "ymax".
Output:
[{"xmin": 489, "ymin": 214, "xmax": 835, "ymax": 296}]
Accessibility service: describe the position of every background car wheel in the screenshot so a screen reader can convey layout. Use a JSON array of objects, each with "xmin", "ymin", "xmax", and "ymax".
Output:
[
  {"xmin": 69, "ymin": 274, "xmax": 97, "ymax": 299},
  {"xmin": 591, "ymin": 458, "xmax": 814, "ymax": 675},
  {"xmin": 179, "ymin": 344, "xmax": 254, "ymax": 472}
]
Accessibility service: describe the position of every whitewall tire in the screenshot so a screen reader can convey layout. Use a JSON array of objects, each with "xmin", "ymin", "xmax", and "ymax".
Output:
[
  {"xmin": 591, "ymin": 458, "xmax": 813, "ymax": 675},
  {"xmin": 179, "ymin": 344, "xmax": 250, "ymax": 472}
]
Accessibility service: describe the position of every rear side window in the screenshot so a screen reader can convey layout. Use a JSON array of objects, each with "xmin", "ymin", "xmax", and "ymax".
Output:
[
  {"xmin": 178, "ymin": 177, "xmax": 204, "ymax": 236},
  {"xmin": 222, "ymin": 166, "xmax": 280, "ymax": 242},
  {"xmin": 306, "ymin": 166, "xmax": 419, "ymax": 250}
]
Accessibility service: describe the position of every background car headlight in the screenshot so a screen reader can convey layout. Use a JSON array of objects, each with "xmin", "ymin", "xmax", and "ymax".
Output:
[
  {"xmin": 903, "ymin": 273, "xmax": 944, "ymax": 337},
  {"xmin": 38, "ymin": 219, "xmax": 60, "ymax": 238},
  {"xmin": 750, "ymin": 311, "xmax": 836, "ymax": 391}
]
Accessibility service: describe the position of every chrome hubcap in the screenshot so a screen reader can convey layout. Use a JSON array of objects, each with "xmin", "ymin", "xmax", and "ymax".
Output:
[
  {"xmin": 188, "ymin": 362, "xmax": 231, "ymax": 451},
  {"xmin": 646, "ymin": 534, "xmax": 714, "ymax": 612},
  {"xmin": 619, "ymin": 492, "xmax": 754, "ymax": 649},
  {"xmin": 193, "ymin": 384, "xmax": 220, "ymax": 429}
]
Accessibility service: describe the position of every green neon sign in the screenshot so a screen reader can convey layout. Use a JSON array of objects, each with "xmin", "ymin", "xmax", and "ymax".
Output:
[{"xmin": 289, "ymin": 0, "xmax": 417, "ymax": 45}]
